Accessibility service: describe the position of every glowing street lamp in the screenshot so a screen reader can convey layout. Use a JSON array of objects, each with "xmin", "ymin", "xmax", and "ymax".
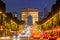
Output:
[{"xmin": 0, "ymin": 11, "xmax": 2, "ymax": 14}]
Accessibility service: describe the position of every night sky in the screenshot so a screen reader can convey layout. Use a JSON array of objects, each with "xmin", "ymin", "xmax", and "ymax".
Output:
[{"xmin": 2, "ymin": 0, "xmax": 56, "ymax": 14}]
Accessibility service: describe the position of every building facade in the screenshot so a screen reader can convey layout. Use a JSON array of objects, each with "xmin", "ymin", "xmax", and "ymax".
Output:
[
  {"xmin": 21, "ymin": 8, "xmax": 39, "ymax": 25},
  {"xmin": 0, "ymin": 0, "xmax": 6, "ymax": 12},
  {"xmin": 0, "ymin": 0, "xmax": 6, "ymax": 25},
  {"xmin": 36, "ymin": 0, "xmax": 60, "ymax": 31},
  {"xmin": 43, "ymin": 8, "xmax": 49, "ymax": 18}
]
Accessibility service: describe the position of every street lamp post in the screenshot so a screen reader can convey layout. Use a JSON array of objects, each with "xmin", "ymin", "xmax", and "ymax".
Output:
[{"xmin": 0, "ymin": 11, "xmax": 2, "ymax": 24}]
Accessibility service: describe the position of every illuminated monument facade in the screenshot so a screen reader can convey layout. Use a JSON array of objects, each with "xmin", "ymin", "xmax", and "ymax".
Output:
[{"xmin": 22, "ymin": 8, "xmax": 38, "ymax": 25}]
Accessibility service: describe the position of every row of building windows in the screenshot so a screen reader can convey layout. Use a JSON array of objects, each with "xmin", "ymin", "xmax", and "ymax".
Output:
[
  {"xmin": 35, "ymin": 11, "xmax": 60, "ymax": 31},
  {"xmin": 40, "ymin": 11, "xmax": 60, "ymax": 30}
]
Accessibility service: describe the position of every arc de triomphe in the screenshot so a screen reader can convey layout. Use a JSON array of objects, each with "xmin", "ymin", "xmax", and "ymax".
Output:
[{"xmin": 21, "ymin": 8, "xmax": 38, "ymax": 25}]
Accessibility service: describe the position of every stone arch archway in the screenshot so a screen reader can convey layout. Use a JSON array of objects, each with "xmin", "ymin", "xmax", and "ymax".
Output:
[
  {"xmin": 28, "ymin": 15, "xmax": 32, "ymax": 25},
  {"xmin": 22, "ymin": 8, "xmax": 38, "ymax": 25}
]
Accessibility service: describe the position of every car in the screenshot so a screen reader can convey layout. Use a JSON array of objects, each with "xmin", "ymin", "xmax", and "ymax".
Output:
[{"xmin": 0, "ymin": 36, "xmax": 11, "ymax": 40}]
